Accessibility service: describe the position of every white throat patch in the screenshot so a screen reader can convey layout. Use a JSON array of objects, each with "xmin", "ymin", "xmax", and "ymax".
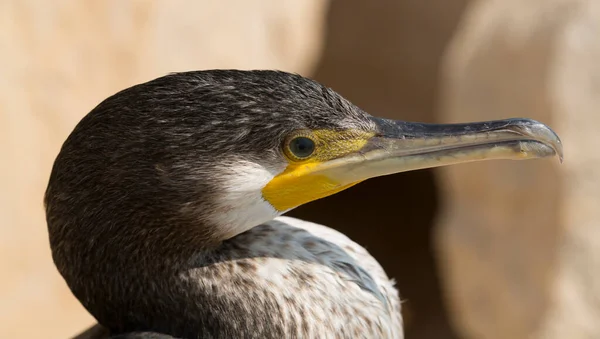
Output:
[{"xmin": 209, "ymin": 160, "xmax": 286, "ymax": 239}]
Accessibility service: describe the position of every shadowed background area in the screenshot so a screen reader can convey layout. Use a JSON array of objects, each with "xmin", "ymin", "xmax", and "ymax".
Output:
[
  {"xmin": 1, "ymin": 1, "xmax": 598, "ymax": 338},
  {"xmin": 288, "ymin": 1, "xmax": 467, "ymax": 338}
]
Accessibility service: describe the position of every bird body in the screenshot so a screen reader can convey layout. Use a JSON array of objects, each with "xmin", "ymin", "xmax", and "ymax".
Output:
[{"xmin": 45, "ymin": 70, "xmax": 561, "ymax": 338}]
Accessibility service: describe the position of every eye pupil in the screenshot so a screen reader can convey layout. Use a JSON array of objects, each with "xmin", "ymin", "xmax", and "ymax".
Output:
[{"xmin": 289, "ymin": 137, "xmax": 315, "ymax": 159}]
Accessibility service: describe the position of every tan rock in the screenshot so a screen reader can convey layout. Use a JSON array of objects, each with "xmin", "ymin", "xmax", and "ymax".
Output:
[
  {"xmin": 436, "ymin": 0, "xmax": 600, "ymax": 338},
  {"xmin": 0, "ymin": 1, "xmax": 327, "ymax": 338}
]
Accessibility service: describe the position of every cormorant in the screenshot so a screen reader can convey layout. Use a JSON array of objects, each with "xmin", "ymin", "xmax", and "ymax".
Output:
[{"xmin": 45, "ymin": 70, "xmax": 562, "ymax": 339}]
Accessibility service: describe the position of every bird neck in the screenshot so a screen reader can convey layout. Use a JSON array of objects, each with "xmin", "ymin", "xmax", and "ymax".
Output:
[{"xmin": 58, "ymin": 218, "xmax": 230, "ymax": 335}]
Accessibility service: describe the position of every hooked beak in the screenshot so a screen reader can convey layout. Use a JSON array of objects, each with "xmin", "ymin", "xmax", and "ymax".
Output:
[{"xmin": 322, "ymin": 117, "xmax": 562, "ymax": 185}]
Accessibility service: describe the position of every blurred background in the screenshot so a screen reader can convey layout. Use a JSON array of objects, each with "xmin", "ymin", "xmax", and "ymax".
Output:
[{"xmin": 1, "ymin": 0, "xmax": 598, "ymax": 338}]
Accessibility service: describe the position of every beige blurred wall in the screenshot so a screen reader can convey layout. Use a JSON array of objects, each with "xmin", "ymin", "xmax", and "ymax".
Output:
[
  {"xmin": 437, "ymin": 0, "xmax": 600, "ymax": 338},
  {"xmin": 4, "ymin": 1, "xmax": 600, "ymax": 339},
  {"xmin": 0, "ymin": 1, "xmax": 327, "ymax": 338}
]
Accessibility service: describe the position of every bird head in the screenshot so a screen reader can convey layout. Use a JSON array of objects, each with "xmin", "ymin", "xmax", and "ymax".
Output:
[{"xmin": 45, "ymin": 69, "xmax": 562, "ymax": 259}]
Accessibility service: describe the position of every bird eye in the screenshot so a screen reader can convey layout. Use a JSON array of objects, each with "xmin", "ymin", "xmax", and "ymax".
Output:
[{"xmin": 287, "ymin": 136, "xmax": 316, "ymax": 160}]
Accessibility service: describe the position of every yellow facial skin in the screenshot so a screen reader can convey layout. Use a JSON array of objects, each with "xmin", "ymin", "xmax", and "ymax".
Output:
[{"xmin": 262, "ymin": 129, "xmax": 374, "ymax": 211}]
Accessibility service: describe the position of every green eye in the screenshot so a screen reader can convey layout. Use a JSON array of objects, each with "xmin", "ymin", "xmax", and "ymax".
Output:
[{"xmin": 288, "ymin": 136, "xmax": 315, "ymax": 160}]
